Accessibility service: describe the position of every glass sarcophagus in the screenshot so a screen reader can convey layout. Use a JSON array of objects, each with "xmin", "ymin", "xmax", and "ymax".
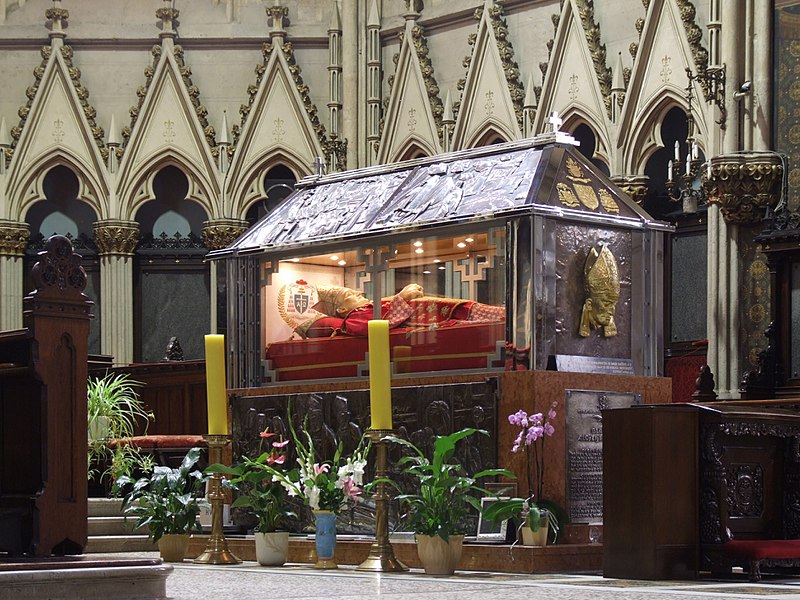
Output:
[{"xmin": 210, "ymin": 135, "xmax": 671, "ymax": 389}]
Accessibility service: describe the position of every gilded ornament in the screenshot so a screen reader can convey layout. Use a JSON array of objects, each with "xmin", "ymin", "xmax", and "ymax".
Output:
[
  {"xmin": 557, "ymin": 183, "xmax": 579, "ymax": 208},
  {"xmin": 565, "ymin": 156, "xmax": 587, "ymax": 181},
  {"xmin": 93, "ymin": 222, "xmax": 139, "ymax": 255},
  {"xmin": 580, "ymin": 243, "xmax": 620, "ymax": 338},
  {"xmin": 202, "ymin": 221, "xmax": 248, "ymax": 250},
  {"xmin": 574, "ymin": 183, "xmax": 600, "ymax": 210},
  {"xmin": 598, "ymin": 189, "xmax": 620, "ymax": 213},
  {"xmin": 0, "ymin": 223, "xmax": 31, "ymax": 256}
]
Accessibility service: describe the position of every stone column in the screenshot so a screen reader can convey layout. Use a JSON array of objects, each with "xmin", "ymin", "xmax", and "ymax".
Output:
[
  {"xmin": 0, "ymin": 220, "xmax": 30, "ymax": 330},
  {"xmin": 93, "ymin": 220, "xmax": 139, "ymax": 365},
  {"xmin": 706, "ymin": 153, "xmax": 783, "ymax": 398},
  {"xmin": 202, "ymin": 219, "xmax": 249, "ymax": 334}
]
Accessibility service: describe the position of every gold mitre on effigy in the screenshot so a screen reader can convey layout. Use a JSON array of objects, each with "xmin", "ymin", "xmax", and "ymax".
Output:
[
  {"xmin": 312, "ymin": 284, "xmax": 371, "ymax": 317},
  {"xmin": 579, "ymin": 242, "xmax": 621, "ymax": 337}
]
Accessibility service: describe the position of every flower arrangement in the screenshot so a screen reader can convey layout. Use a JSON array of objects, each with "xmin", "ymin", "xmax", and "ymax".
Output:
[
  {"xmin": 230, "ymin": 410, "xmax": 369, "ymax": 515},
  {"xmin": 483, "ymin": 402, "xmax": 562, "ymax": 540},
  {"xmin": 508, "ymin": 402, "xmax": 559, "ymax": 534},
  {"xmin": 209, "ymin": 429, "xmax": 298, "ymax": 533}
]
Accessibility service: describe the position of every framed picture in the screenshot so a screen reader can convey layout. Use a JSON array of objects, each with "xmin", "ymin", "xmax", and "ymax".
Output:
[{"xmin": 476, "ymin": 496, "xmax": 510, "ymax": 542}]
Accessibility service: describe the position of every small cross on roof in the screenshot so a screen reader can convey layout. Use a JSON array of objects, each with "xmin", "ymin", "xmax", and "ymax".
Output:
[{"xmin": 548, "ymin": 111, "xmax": 563, "ymax": 134}]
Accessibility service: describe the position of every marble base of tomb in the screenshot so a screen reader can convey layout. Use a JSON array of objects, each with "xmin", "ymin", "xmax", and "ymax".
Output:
[
  {"xmin": 187, "ymin": 533, "xmax": 602, "ymax": 574},
  {"xmin": 0, "ymin": 557, "xmax": 171, "ymax": 600}
]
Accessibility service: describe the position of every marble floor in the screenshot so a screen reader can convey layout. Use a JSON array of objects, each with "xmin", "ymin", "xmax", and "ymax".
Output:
[{"xmin": 114, "ymin": 552, "xmax": 800, "ymax": 600}]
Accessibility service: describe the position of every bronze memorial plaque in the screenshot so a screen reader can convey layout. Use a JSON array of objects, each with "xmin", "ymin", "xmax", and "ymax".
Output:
[{"xmin": 565, "ymin": 390, "xmax": 641, "ymax": 524}]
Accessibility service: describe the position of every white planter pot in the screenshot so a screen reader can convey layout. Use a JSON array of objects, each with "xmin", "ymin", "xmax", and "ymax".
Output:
[
  {"xmin": 415, "ymin": 534, "xmax": 464, "ymax": 576},
  {"xmin": 255, "ymin": 531, "xmax": 289, "ymax": 566},
  {"xmin": 88, "ymin": 415, "xmax": 110, "ymax": 442},
  {"xmin": 520, "ymin": 511, "xmax": 550, "ymax": 546}
]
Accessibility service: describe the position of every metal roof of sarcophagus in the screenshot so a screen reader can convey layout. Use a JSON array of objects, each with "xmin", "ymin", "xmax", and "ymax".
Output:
[{"xmin": 209, "ymin": 134, "xmax": 671, "ymax": 260}]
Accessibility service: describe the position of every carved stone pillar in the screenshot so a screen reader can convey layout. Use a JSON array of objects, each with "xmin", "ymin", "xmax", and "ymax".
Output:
[
  {"xmin": 704, "ymin": 153, "xmax": 783, "ymax": 398},
  {"xmin": 202, "ymin": 219, "xmax": 249, "ymax": 333},
  {"xmin": 93, "ymin": 220, "xmax": 139, "ymax": 365},
  {"xmin": 0, "ymin": 220, "xmax": 30, "ymax": 330},
  {"xmin": 706, "ymin": 153, "xmax": 783, "ymax": 225},
  {"xmin": 201, "ymin": 219, "xmax": 249, "ymax": 251},
  {"xmin": 611, "ymin": 175, "xmax": 649, "ymax": 206}
]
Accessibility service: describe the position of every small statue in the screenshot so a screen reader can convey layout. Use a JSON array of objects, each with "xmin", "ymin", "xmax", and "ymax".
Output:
[
  {"xmin": 579, "ymin": 243, "xmax": 620, "ymax": 337},
  {"xmin": 164, "ymin": 336, "xmax": 184, "ymax": 361}
]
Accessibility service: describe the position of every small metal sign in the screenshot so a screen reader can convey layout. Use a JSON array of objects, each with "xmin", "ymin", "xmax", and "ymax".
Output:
[{"xmin": 565, "ymin": 389, "xmax": 641, "ymax": 524}]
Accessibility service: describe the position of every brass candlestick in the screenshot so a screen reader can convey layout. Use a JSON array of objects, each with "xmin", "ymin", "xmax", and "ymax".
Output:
[
  {"xmin": 356, "ymin": 429, "xmax": 408, "ymax": 572},
  {"xmin": 194, "ymin": 434, "xmax": 241, "ymax": 565}
]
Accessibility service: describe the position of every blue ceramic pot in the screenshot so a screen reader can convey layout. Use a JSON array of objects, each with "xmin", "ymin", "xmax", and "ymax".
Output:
[{"xmin": 314, "ymin": 510, "xmax": 338, "ymax": 569}]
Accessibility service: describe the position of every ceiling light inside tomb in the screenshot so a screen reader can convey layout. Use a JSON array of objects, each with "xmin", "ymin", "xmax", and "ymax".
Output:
[
  {"xmin": 338, "ymin": 260, "xmax": 347, "ymax": 266},
  {"xmin": 330, "ymin": 255, "xmax": 339, "ymax": 261},
  {"xmin": 415, "ymin": 248, "xmax": 424, "ymax": 254},
  {"xmin": 457, "ymin": 242, "xmax": 467, "ymax": 248},
  {"xmin": 413, "ymin": 241, "xmax": 423, "ymax": 247},
  {"xmin": 465, "ymin": 237, "xmax": 474, "ymax": 243}
]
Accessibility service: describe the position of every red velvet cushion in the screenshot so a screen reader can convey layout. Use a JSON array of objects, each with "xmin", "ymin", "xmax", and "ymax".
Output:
[
  {"xmin": 724, "ymin": 539, "xmax": 800, "ymax": 559},
  {"xmin": 108, "ymin": 435, "xmax": 207, "ymax": 449},
  {"xmin": 306, "ymin": 316, "xmax": 344, "ymax": 338}
]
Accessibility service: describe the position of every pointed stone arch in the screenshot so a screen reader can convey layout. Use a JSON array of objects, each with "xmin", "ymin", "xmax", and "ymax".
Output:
[
  {"xmin": 560, "ymin": 107, "xmax": 611, "ymax": 166},
  {"xmin": 6, "ymin": 46, "xmax": 109, "ymax": 221},
  {"xmin": 11, "ymin": 149, "xmax": 107, "ymax": 222},
  {"xmin": 451, "ymin": 1, "xmax": 523, "ymax": 150},
  {"xmin": 225, "ymin": 37, "xmax": 326, "ymax": 215},
  {"xmin": 116, "ymin": 44, "xmax": 221, "ymax": 219},
  {"xmin": 467, "ymin": 124, "xmax": 510, "ymax": 149},
  {"xmin": 231, "ymin": 150, "xmax": 308, "ymax": 221},
  {"xmin": 378, "ymin": 12, "xmax": 444, "ymax": 164},
  {"xmin": 534, "ymin": 0, "xmax": 612, "ymax": 145},
  {"xmin": 122, "ymin": 150, "xmax": 216, "ymax": 222},
  {"xmin": 616, "ymin": 0, "xmax": 709, "ymax": 174},
  {"xmin": 397, "ymin": 139, "xmax": 432, "ymax": 162}
]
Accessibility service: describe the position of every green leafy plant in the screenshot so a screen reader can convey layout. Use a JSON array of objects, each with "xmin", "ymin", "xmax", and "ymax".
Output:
[
  {"xmin": 379, "ymin": 428, "xmax": 514, "ymax": 542},
  {"xmin": 207, "ymin": 430, "xmax": 298, "ymax": 533},
  {"xmin": 116, "ymin": 447, "xmax": 207, "ymax": 542},
  {"xmin": 87, "ymin": 372, "xmax": 155, "ymax": 495}
]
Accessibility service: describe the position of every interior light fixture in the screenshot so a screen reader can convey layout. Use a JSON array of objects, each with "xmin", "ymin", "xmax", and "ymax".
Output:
[
  {"xmin": 438, "ymin": 266, "xmax": 446, "ymax": 270},
  {"xmin": 413, "ymin": 241, "xmax": 423, "ymax": 247},
  {"xmin": 338, "ymin": 260, "xmax": 347, "ymax": 266},
  {"xmin": 423, "ymin": 270, "xmax": 431, "ymax": 274},
  {"xmin": 465, "ymin": 237, "xmax": 474, "ymax": 243},
  {"xmin": 415, "ymin": 248, "xmax": 424, "ymax": 254},
  {"xmin": 433, "ymin": 258, "xmax": 441, "ymax": 263},
  {"xmin": 330, "ymin": 255, "xmax": 339, "ymax": 261},
  {"xmin": 457, "ymin": 242, "xmax": 467, "ymax": 248},
  {"xmin": 291, "ymin": 258, "xmax": 300, "ymax": 262}
]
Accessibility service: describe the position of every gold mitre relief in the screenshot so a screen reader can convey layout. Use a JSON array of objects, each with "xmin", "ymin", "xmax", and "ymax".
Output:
[{"xmin": 579, "ymin": 243, "xmax": 621, "ymax": 337}]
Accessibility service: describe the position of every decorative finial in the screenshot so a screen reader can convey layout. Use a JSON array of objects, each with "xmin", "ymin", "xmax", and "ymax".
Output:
[
  {"xmin": 156, "ymin": 0, "xmax": 179, "ymax": 41},
  {"xmin": 46, "ymin": 0, "xmax": 69, "ymax": 46},
  {"xmin": 267, "ymin": 6, "xmax": 289, "ymax": 40},
  {"xmin": 313, "ymin": 156, "xmax": 326, "ymax": 177}
]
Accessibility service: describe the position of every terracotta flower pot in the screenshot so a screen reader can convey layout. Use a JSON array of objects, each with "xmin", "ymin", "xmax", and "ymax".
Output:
[
  {"xmin": 415, "ymin": 534, "xmax": 464, "ymax": 576},
  {"xmin": 158, "ymin": 533, "xmax": 190, "ymax": 562},
  {"xmin": 255, "ymin": 531, "xmax": 289, "ymax": 566}
]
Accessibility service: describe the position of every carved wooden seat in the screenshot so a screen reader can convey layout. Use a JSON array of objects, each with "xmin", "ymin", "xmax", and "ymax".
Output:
[{"xmin": 716, "ymin": 478, "xmax": 800, "ymax": 581}]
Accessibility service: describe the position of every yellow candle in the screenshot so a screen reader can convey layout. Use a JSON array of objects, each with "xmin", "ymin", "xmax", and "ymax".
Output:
[
  {"xmin": 204, "ymin": 334, "xmax": 228, "ymax": 435},
  {"xmin": 368, "ymin": 319, "xmax": 392, "ymax": 430}
]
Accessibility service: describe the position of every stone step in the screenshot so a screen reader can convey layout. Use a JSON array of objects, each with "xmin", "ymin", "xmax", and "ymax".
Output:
[
  {"xmin": 88, "ymin": 516, "xmax": 149, "ymax": 537},
  {"xmin": 87, "ymin": 498, "xmax": 124, "ymax": 518},
  {"xmin": 84, "ymin": 534, "xmax": 158, "ymax": 554}
]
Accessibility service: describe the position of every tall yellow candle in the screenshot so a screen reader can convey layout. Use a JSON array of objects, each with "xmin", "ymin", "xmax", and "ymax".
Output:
[
  {"xmin": 368, "ymin": 319, "xmax": 392, "ymax": 430},
  {"xmin": 204, "ymin": 334, "xmax": 228, "ymax": 435}
]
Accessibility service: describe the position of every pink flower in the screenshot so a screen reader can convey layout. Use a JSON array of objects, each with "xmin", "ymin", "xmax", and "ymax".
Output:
[
  {"xmin": 343, "ymin": 478, "xmax": 361, "ymax": 498},
  {"xmin": 267, "ymin": 453, "xmax": 286, "ymax": 465},
  {"xmin": 260, "ymin": 430, "xmax": 277, "ymax": 439},
  {"xmin": 272, "ymin": 438, "xmax": 290, "ymax": 448},
  {"xmin": 544, "ymin": 422, "xmax": 555, "ymax": 437},
  {"xmin": 314, "ymin": 463, "xmax": 330, "ymax": 476}
]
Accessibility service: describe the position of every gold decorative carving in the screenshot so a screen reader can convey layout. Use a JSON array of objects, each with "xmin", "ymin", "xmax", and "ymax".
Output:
[
  {"xmin": 612, "ymin": 175, "xmax": 649, "ymax": 206},
  {"xmin": 201, "ymin": 220, "xmax": 249, "ymax": 251},
  {"xmin": 93, "ymin": 220, "xmax": 140, "ymax": 255},
  {"xmin": 705, "ymin": 153, "xmax": 784, "ymax": 224},
  {"xmin": 580, "ymin": 243, "xmax": 620, "ymax": 338},
  {"xmin": 45, "ymin": 8, "xmax": 69, "ymax": 21},
  {"xmin": 0, "ymin": 222, "xmax": 31, "ymax": 256},
  {"xmin": 574, "ymin": 184, "xmax": 600, "ymax": 210},
  {"xmin": 557, "ymin": 183, "xmax": 580, "ymax": 207},
  {"xmin": 598, "ymin": 189, "xmax": 620, "ymax": 213},
  {"xmin": 574, "ymin": 0, "xmax": 613, "ymax": 118},
  {"xmin": 565, "ymin": 156, "xmax": 588, "ymax": 181}
]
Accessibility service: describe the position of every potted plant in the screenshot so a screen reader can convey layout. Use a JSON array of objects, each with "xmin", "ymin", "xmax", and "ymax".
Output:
[
  {"xmin": 87, "ymin": 371, "xmax": 154, "ymax": 496},
  {"xmin": 231, "ymin": 408, "xmax": 369, "ymax": 569},
  {"xmin": 207, "ymin": 430, "xmax": 298, "ymax": 566},
  {"xmin": 483, "ymin": 403, "xmax": 564, "ymax": 546},
  {"xmin": 380, "ymin": 428, "xmax": 514, "ymax": 575},
  {"xmin": 116, "ymin": 447, "xmax": 207, "ymax": 562}
]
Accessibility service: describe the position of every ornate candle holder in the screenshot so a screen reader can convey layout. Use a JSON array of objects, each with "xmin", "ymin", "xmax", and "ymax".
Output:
[
  {"xmin": 356, "ymin": 428, "xmax": 408, "ymax": 572},
  {"xmin": 194, "ymin": 434, "xmax": 241, "ymax": 565}
]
